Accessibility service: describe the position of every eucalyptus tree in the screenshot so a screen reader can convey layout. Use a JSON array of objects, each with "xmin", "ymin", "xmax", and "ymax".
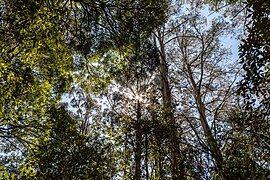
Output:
[
  {"xmin": 153, "ymin": 27, "xmax": 186, "ymax": 179},
  {"xmin": 171, "ymin": 16, "xmax": 238, "ymax": 179},
  {"xmin": 153, "ymin": 1, "xmax": 241, "ymax": 178}
]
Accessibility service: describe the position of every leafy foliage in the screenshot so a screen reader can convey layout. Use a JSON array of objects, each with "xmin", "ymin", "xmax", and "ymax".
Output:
[
  {"xmin": 224, "ymin": 108, "xmax": 270, "ymax": 179},
  {"xmin": 239, "ymin": 0, "xmax": 270, "ymax": 109},
  {"xmin": 22, "ymin": 105, "xmax": 110, "ymax": 179},
  {"xmin": 0, "ymin": 0, "xmax": 168, "ymax": 173}
]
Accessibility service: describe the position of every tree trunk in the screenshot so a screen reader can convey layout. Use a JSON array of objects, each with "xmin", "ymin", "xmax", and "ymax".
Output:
[
  {"xmin": 134, "ymin": 99, "xmax": 142, "ymax": 180},
  {"xmin": 183, "ymin": 57, "xmax": 228, "ymax": 180},
  {"xmin": 155, "ymin": 30, "xmax": 185, "ymax": 180},
  {"xmin": 145, "ymin": 131, "xmax": 149, "ymax": 180}
]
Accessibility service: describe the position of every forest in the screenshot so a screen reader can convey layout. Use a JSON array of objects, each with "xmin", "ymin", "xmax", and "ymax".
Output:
[{"xmin": 0, "ymin": 0, "xmax": 269, "ymax": 179}]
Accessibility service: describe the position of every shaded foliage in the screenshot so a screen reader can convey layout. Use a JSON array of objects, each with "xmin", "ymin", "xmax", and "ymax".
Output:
[
  {"xmin": 238, "ymin": 0, "xmax": 270, "ymax": 110},
  {"xmin": 23, "ymin": 105, "xmax": 110, "ymax": 179},
  {"xmin": 224, "ymin": 108, "xmax": 270, "ymax": 179}
]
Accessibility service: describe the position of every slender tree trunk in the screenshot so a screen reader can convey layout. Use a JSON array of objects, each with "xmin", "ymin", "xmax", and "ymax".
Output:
[
  {"xmin": 134, "ymin": 99, "xmax": 142, "ymax": 180},
  {"xmin": 183, "ymin": 57, "xmax": 228, "ymax": 180},
  {"xmin": 155, "ymin": 30, "xmax": 185, "ymax": 180},
  {"xmin": 145, "ymin": 131, "xmax": 149, "ymax": 180},
  {"xmin": 158, "ymin": 147, "xmax": 164, "ymax": 180},
  {"xmin": 123, "ymin": 132, "xmax": 128, "ymax": 179}
]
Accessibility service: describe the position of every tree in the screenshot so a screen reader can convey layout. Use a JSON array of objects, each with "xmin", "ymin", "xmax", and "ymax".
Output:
[
  {"xmin": 0, "ymin": 0, "xmax": 74, "ymax": 143},
  {"xmin": 155, "ymin": 2, "xmax": 240, "ymax": 178},
  {"xmin": 21, "ymin": 105, "xmax": 110, "ymax": 179},
  {"xmin": 153, "ymin": 28, "xmax": 186, "ymax": 179},
  {"xmin": 100, "ymin": 39, "xmax": 161, "ymax": 179},
  {"xmin": 223, "ymin": 107, "xmax": 270, "ymax": 179}
]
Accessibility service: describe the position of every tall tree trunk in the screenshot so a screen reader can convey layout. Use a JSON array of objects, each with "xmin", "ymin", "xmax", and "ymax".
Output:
[
  {"xmin": 155, "ymin": 30, "xmax": 185, "ymax": 180},
  {"xmin": 183, "ymin": 57, "xmax": 228, "ymax": 180},
  {"xmin": 134, "ymin": 99, "xmax": 142, "ymax": 180},
  {"xmin": 145, "ymin": 131, "xmax": 149, "ymax": 180},
  {"xmin": 123, "ymin": 132, "xmax": 128, "ymax": 179},
  {"xmin": 158, "ymin": 147, "xmax": 164, "ymax": 180}
]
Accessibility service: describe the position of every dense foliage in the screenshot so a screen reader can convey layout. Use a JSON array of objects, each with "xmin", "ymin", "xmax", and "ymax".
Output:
[{"xmin": 239, "ymin": 0, "xmax": 270, "ymax": 110}]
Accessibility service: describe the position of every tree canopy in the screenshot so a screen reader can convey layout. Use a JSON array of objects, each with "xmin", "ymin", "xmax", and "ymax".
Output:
[{"xmin": 0, "ymin": 0, "xmax": 269, "ymax": 179}]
